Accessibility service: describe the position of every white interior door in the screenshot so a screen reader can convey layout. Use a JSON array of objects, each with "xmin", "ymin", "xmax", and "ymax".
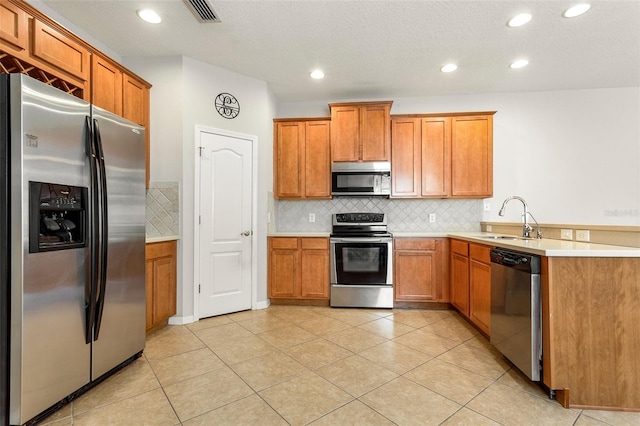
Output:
[{"xmin": 198, "ymin": 130, "xmax": 252, "ymax": 318}]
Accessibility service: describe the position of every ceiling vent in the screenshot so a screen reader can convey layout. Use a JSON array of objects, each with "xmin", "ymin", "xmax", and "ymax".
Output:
[{"xmin": 182, "ymin": 0, "xmax": 221, "ymax": 23}]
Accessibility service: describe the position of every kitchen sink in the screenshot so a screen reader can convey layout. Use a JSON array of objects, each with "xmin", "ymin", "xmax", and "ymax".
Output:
[{"xmin": 476, "ymin": 235, "xmax": 527, "ymax": 240}]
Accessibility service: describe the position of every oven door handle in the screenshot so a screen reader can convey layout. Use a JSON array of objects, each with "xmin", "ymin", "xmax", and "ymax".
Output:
[{"xmin": 331, "ymin": 238, "xmax": 390, "ymax": 243}]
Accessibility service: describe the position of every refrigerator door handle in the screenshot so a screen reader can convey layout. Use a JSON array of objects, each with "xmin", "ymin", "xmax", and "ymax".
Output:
[
  {"xmin": 92, "ymin": 118, "xmax": 109, "ymax": 341},
  {"xmin": 85, "ymin": 116, "xmax": 98, "ymax": 344}
]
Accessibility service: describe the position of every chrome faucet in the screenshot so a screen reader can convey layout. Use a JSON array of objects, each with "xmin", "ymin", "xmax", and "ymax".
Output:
[{"xmin": 498, "ymin": 196, "xmax": 543, "ymax": 239}]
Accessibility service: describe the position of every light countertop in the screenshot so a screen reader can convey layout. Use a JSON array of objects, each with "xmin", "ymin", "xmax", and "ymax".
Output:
[
  {"xmin": 269, "ymin": 231, "xmax": 640, "ymax": 257},
  {"xmin": 268, "ymin": 232, "xmax": 330, "ymax": 237},
  {"xmin": 447, "ymin": 232, "xmax": 640, "ymax": 257},
  {"xmin": 146, "ymin": 235, "xmax": 180, "ymax": 243}
]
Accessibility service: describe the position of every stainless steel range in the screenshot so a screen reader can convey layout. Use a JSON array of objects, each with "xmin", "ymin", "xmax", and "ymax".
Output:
[{"xmin": 329, "ymin": 213, "xmax": 393, "ymax": 308}]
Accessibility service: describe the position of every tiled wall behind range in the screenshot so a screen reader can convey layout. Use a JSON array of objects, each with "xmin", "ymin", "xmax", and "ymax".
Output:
[
  {"xmin": 276, "ymin": 198, "xmax": 483, "ymax": 232},
  {"xmin": 146, "ymin": 181, "xmax": 180, "ymax": 238}
]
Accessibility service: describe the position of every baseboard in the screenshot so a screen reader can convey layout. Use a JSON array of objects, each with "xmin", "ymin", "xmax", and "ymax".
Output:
[
  {"xmin": 168, "ymin": 315, "xmax": 195, "ymax": 325},
  {"xmin": 255, "ymin": 300, "xmax": 271, "ymax": 310}
]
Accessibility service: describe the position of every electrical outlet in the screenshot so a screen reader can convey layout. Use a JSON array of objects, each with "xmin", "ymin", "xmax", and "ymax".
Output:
[
  {"xmin": 308, "ymin": 213, "xmax": 315, "ymax": 223},
  {"xmin": 429, "ymin": 213, "xmax": 436, "ymax": 223},
  {"xmin": 560, "ymin": 229, "xmax": 573, "ymax": 240},
  {"xmin": 576, "ymin": 229, "xmax": 590, "ymax": 242},
  {"xmin": 267, "ymin": 212, "xmax": 271, "ymax": 224},
  {"xmin": 483, "ymin": 201, "xmax": 491, "ymax": 211},
  {"xmin": 486, "ymin": 225, "xmax": 492, "ymax": 232}
]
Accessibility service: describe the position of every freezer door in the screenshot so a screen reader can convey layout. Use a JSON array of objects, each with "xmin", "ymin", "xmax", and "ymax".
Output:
[
  {"xmin": 90, "ymin": 106, "xmax": 146, "ymax": 379},
  {"xmin": 7, "ymin": 75, "xmax": 91, "ymax": 424}
]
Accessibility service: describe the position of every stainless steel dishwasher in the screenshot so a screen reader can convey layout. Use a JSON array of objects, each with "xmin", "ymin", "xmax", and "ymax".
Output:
[{"xmin": 490, "ymin": 248, "xmax": 542, "ymax": 381}]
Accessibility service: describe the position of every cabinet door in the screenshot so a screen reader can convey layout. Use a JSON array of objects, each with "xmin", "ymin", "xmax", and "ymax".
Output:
[
  {"xmin": 391, "ymin": 118, "xmax": 421, "ymax": 197},
  {"xmin": 451, "ymin": 115, "xmax": 493, "ymax": 197},
  {"xmin": 304, "ymin": 121, "xmax": 331, "ymax": 198},
  {"xmin": 152, "ymin": 256, "xmax": 177, "ymax": 325},
  {"xmin": 268, "ymin": 238, "xmax": 299, "ymax": 298},
  {"xmin": 31, "ymin": 19, "xmax": 90, "ymax": 83},
  {"xmin": 145, "ymin": 241, "xmax": 177, "ymax": 330},
  {"xmin": 274, "ymin": 122, "xmax": 304, "ymax": 198},
  {"xmin": 421, "ymin": 117, "xmax": 451, "ymax": 197},
  {"xmin": 300, "ymin": 238, "xmax": 329, "ymax": 299},
  {"xmin": 91, "ymin": 54, "xmax": 123, "ymax": 115},
  {"xmin": 330, "ymin": 105, "xmax": 360, "ymax": 162},
  {"xmin": 361, "ymin": 103, "xmax": 391, "ymax": 161},
  {"xmin": 122, "ymin": 73, "xmax": 148, "ymax": 126},
  {"xmin": 470, "ymin": 258, "xmax": 491, "ymax": 335},
  {"xmin": 395, "ymin": 250, "xmax": 437, "ymax": 301},
  {"xmin": 0, "ymin": 1, "xmax": 28, "ymax": 53},
  {"xmin": 451, "ymin": 252, "xmax": 470, "ymax": 316}
]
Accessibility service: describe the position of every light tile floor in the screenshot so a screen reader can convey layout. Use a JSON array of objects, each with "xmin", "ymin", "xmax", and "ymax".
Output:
[{"xmin": 38, "ymin": 306, "xmax": 640, "ymax": 425}]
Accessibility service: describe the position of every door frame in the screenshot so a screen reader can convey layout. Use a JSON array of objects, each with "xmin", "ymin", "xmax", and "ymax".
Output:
[{"xmin": 193, "ymin": 125, "xmax": 258, "ymax": 321}]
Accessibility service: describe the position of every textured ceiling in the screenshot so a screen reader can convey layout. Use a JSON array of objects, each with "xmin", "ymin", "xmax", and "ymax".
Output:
[{"xmin": 38, "ymin": 0, "xmax": 640, "ymax": 101}]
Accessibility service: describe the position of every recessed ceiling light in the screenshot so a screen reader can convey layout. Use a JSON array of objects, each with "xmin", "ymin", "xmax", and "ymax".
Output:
[
  {"xmin": 563, "ymin": 3, "xmax": 591, "ymax": 18},
  {"xmin": 507, "ymin": 13, "xmax": 532, "ymax": 28},
  {"xmin": 310, "ymin": 70, "xmax": 325, "ymax": 79},
  {"xmin": 440, "ymin": 64, "xmax": 458, "ymax": 73},
  {"xmin": 510, "ymin": 59, "xmax": 529, "ymax": 69},
  {"xmin": 137, "ymin": 9, "xmax": 162, "ymax": 24}
]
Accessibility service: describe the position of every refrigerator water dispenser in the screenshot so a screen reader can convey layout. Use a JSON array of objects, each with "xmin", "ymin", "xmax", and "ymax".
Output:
[{"xmin": 29, "ymin": 182, "xmax": 87, "ymax": 252}]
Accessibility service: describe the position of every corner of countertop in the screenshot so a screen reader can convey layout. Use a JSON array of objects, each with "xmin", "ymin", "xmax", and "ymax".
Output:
[{"xmin": 146, "ymin": 235, "xmax": 180, "ymax": 243}]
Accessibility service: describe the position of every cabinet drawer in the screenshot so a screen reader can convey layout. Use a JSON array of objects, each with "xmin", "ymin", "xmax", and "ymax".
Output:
[
  {"xmin": 469, "ymin": 243, "xmax": 491, "ymax": 264},
  {"xmin": 270, "ymin": 237, "xmax": 299, "ymax": 250},
  {"xmin": 301, "ymin": 237, "xmax": 328, "ymax": 250},
  {"xmin": 451, "ymin": 239, "xmax": 469, "ymax": 256},
  {"xmin": 146, "ymin": 240, "xmax": 177, "ymax": 259},
  {"xmin": 394, "ymin": 238, "xmax": 436, "ymax": 251}
]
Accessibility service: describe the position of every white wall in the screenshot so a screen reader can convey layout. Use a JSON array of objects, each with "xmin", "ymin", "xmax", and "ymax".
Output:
[
  {"xmin": 278, "ymin": 87, "xmax": 640, "ymax": 226},
  {"xmin": 124, "ymin": 56, "xmax": 275, "ymax": 320}
]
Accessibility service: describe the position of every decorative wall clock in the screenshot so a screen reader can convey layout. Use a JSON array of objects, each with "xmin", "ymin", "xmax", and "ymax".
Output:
[{"xmin": 215, "ymin": 93, "xmax": 240, "ymax": 119}]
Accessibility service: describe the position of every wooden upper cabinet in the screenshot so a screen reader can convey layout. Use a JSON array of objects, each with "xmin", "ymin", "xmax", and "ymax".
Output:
[
  {"xmin": 31, "ymin": 18, "xmax": 90, "ymax": 84},
  {"xmin": 0, "ymin": 1, "xmax": 29, "ymax": 53},
  {"xmin": 330, "ymin": 101, "xmax": 392, "ymax": 162},
  {"xmin": 329, "ymin": 105, "xmax": 359, "ymax": 161},
  {"xmin": 91, "ymin": 54, "xmax": 123, "ymax": 115},
  {"xmin": 274, "ymin": 121, "xmax": 304, "ymax": 198},
  {"xmin": 391, "ymin": 112, "xmax": 493, "ymax": 199},
  {"xmin": 123, "ymin": 73, "xmax": 149, "ymax": 126},
  {"xmin": 274, "ymin": 119, "xmax": 330, "ymax": 199},
  {"xmin": 451, "ymin": 115, "xmax": 493, "ymax": 198},
  {"xmin": 422, "ymin": 117, "xmax": 451, "ymax": 197},
  {"xmin": 361, "ymin": 103, "xmax": 392, "ymax": 161},
  {"xmin": 391, "ymin": 118, "xmax": 421, "ymax": 197},
  {"xmin": 304, "ymin": 121, "xmax": 331, "ymax": 198}
]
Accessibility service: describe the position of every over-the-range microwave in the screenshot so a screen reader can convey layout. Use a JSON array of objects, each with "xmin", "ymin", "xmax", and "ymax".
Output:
[{"xmin": 331, "ymin": 161, "xmax": 391, "ymax": 196}]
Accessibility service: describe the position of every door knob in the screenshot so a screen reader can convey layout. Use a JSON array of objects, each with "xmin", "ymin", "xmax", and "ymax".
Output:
[{"xmin": 241, "ymin": 230, "xmax": 252, "ymax": 236}]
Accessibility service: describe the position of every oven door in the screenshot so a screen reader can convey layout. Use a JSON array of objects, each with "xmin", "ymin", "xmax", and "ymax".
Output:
[{"xmin": 330, "ymin": 237, "xmax": 393, "ymax": 285}]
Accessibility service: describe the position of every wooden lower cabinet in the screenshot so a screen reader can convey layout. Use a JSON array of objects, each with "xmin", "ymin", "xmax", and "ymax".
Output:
[
  {"xmin": 394, "ymin": 238, "xmax": 448, "ymax": 302},
  {"xmin": 450, "ymin": 239, "xmax": 492, "ymax": 335},
  {"xmin": 268, "ymin": 237, "xmax": 329, "ymax": 300},
  {"xmin": 542, "ymin": 256, "xmax": 640, "ymax": 410},
  {"xmin": 450, "ymin": 239, "xmax": 470, "ymax": 315},
  {"xmin": 468, "ymin": 244, "xmax": 492, "ymax": 335},
  {"xmin": 145, "ymin": 240, "xmax": 177, "ymax": 331}
]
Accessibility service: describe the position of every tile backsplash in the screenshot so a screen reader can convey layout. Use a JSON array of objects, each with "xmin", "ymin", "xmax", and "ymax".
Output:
[
  {"xmin": 146, "ymin": 181, "xmax": 179, "ymax": 238},
  {"xmin": 276, "ymin": 198, "xmax": 482, "ymax": 232}
]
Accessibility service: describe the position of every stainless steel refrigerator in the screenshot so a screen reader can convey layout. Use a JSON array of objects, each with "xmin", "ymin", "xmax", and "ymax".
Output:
[{"xmin": 0, "ymin": 74, "xmax": 146, "ymax": 425}]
